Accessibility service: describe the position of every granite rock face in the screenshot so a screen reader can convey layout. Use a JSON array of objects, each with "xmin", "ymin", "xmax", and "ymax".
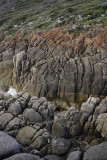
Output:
[{"xmin": 0, "ymin": 28, "xmax": 107, "ymax": 107}]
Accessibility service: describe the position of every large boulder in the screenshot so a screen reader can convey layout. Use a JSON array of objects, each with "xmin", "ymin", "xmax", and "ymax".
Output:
[
  {"xmin": 16, "ymin": 126, "xmax": 36, "ymax": 146},
  {"xmin": 52, "ymin": 122, "xmax": 69, "ymax": 138},
  {"xmin": 23, "ymin": 108, "xmax": 42, "ymax": 122},
  {"xmin": 0, "ymin": 131, "xmax": 20, "ymax": 159},
  {"xmin": 4, "ymin": 153, "xmax": 40, "ymax": 160},
  {"xmin": 83, "ymin": 142, "xmax": 107, "ymax": 160}
]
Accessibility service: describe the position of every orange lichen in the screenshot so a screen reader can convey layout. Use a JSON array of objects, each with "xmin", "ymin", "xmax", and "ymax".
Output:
[{"xmin": 0, "ymin": 26, "xmax": 106, "ymax": 58}]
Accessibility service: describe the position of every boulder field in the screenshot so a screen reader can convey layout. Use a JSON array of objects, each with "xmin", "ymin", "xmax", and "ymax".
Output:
[
  {"xmin": 0, "ymin": 27, "xmax": 107, "ymax": 108},
  {"xmin": 0, "ymin": 91, "xmax": 107, "ymax": 160}
]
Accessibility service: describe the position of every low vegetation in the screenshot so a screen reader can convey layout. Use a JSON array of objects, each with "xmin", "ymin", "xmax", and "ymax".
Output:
[{"xmin": 0, "ymin": 0, "xmax": 107, "ymax": 32}]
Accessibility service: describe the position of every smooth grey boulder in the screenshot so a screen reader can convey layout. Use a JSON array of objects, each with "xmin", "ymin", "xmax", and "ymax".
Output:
[
  {"xmin": 67, "ymin": 151, "xmax": 82, "ymax": 160},
  {"xmin": 4, "ymin": 153, "xmax": 40, "ymax": 160},
  {"xmin": 83, "ymin": 142, "xmax": 107, "ymax": 160},
  {"xmin": 45, "ymin": 155, "xmax": 63, "ymax": 160},
  {"xmin": 0, "ymin": 131, "xmax": 20, "ymax": 159},
  {"xmin": 23, "ymin": 108, "xmax": 42, "ymax": 122},
  {"xmin": 52, "ymin": 137, "xmax": 71, "ymax": 155}
]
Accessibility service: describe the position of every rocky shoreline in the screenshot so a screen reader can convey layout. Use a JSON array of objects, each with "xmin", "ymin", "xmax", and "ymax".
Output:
[
  {"xmin": 0, "ymin": 1, "xmax": 107, "ymax": 159},
  {"xmin": 0, "ymin": 91, "xmax": 107, "ymax": 160}
]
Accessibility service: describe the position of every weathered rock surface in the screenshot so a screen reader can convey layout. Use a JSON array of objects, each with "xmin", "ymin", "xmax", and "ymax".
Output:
[{"xmin": 0, "ymin": 28, "xmax": 106, "ymax": 107}]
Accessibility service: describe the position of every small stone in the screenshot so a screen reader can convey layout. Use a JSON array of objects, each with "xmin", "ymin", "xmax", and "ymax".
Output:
[
  {"xmin": 38, "ymin": 97, "xmax": 47, "ymax": 104},
  {"xmin": 30, "ymin": 149, "xmax": 42, "ymax": 157},
  {"xmin": 3, "ymin": 93, "xmax": 11, "ymax": 100},
  {"xmin": 31, "ymin": 136, "xmax": 48, "ymax": 150},
  {"xmin": 8, "ymin": 102, "xmax": 22, "ymax": 116},
  {"xmin": 32, "ymin": 102, "xmax": 40, "ymax": 110},
  {"xmin": 52, "ymin": 137, "xmax": 71, "ymax": 155},
  {"xmin": 45, "ymin": 155, "xmax": 63, "ymax": 160},
  {"xmin": 6, "ymin": 117, "xmax": 21, "ymax": 131},
  {"xmin": 0, "ymin": 113, "xmax": 13, "ymax": 129}
]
